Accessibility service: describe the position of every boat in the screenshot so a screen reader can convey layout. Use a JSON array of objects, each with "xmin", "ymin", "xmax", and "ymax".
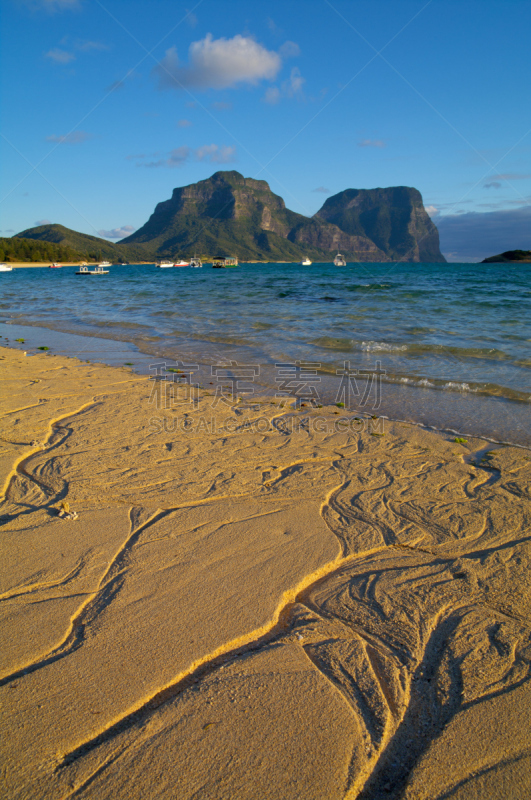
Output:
[
  {"xmin": 212, "ymin": 256, "xmax": 238, "ymax": 269},
  {"xmin": 189, "ymin": 256, "xmax": 202, "ymax": 268},
  {"xmin": 49, "ymin": 262, "xmax": 62, "ymax": 269},
  {"xmin": 333, "ymin": 253, "xmax": 347, "ymax": 266},
  {"xmin": 0, "ymin": 264, "xmax": 13, "ymax": 272},
  {"xmin": 300, "ymin": 257, "xmax": 312, "ymax": 266},
  {"xmin": 173, "ymin": 260, "xmax": 190, "ymax": 267},
  {"xmin": 98, "ymin": 261, "xmax": 112, "ymax": 268},
  {"xmin": 157, "ymin": 261, "xmax": 174, "ymax": 268},
  {"xmin": 76, "ymin": 265, "xmax": 109, "ymax": 275}
]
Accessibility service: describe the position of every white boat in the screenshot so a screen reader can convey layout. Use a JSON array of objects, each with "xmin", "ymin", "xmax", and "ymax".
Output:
[
  {"xmin": 173, "ymin": 260, "xmax": 190, "ymax": 267},
  {"xmin": 157, "ymin": 261, "xmax": 174, "ymax": 268},
  {"xmin": 333, "ymin": 253, "xmax": 347, "ymax": 266},
  {"xmin": 0, "ymin": 264, "xmax": 13, "ymax": 272},
  {"xmin": 189, "ymin": 256, "xmax": 202, "ymax": 268},
  {"xmin": 76, "ymin": 265, "xmax": 109, "ymax": 275},
  {"xmin": 300, "ymin": 257, "xmax": 312, "ymax": 266},
  {"xmin": 98, "ymin": 261, "xmax": 112, "ymax": 268}
]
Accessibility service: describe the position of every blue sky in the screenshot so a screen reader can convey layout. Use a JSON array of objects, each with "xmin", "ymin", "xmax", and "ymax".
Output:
[{"xmin": 1, "ymin": 0, "xmax": 530, "ymax": 260}]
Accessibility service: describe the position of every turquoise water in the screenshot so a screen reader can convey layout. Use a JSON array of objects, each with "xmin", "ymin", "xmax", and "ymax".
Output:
[{"xmin": 1, "ymin": 262, "xmax": 530, "ymax": 443}]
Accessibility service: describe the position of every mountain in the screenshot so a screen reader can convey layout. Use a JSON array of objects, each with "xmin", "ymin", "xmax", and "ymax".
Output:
[
  {"xmin": 121, "ymin": 171, "xmax": 387, "ymax": 261},
  {"xmin": 13, "ymin": 224, "xmax": 155, "ymax": 263},
  {"xmin": 314, "ymin": 186, "xmax": 446, "ymax": 262},
  {"xmin": 13, "ymin": 174, "xmax": 446, "ymax": 264},
  {"xmin": 482, "ymin": 249, "xmax": 531, "ymax": 263}
]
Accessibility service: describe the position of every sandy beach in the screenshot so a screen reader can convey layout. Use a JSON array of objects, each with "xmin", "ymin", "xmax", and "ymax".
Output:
[{"xmin": 1, "ymin": 345, "xmax": 530, "ymax": 799}]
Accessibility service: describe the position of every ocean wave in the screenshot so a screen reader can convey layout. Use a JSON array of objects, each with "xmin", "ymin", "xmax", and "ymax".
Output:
[{"xmin": 362, "ymin": 341, "xmax": 409, "ymax": 352}]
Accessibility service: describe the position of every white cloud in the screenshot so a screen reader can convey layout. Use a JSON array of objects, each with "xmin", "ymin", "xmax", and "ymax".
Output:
[
  {"xmin": 425, "ymin": 205, "xmax": 439, "ymax": 217},
  {"xmin": 98, "ymin": 225, "xmax": 136, "ymax": 239},
  {"xmin": 45, "ymin": 48, "xmax": 75, "ymax": 63},
  {"xmin": 35, "ymin": 219, "xmax": 51, "ymax": 225},
  {"xmin": 267, "ymin": 18, "xmax": 282, "ymax": 35},
  {"xmin": 493, "ymin": 172, "xmax": 531, "ymax": 181},
  {"xmin": 357, "ymin": 139, "xmax": 386, "ymax": 148},
  {"xmin": 284, "ymin": 66, "xmax": 304, "ymax": 97},
  {"xmin": 195, "ymin": 144, "xmax": 236, "ymax": 163},
  {"xmin": 45, "ymin": 39, "xmax": 107, "ymax": 65},
  {"xmin": 278, "ymin": 41, "xmax": 300, "ymax": 58},
  {"xmin": 76, "ymin": 40, "xmax": 108, "ymax": 52},
  {"xmin": 133, "ymin": 144, "xmax": 236, "ymax": 168},
  {"xmin": 263, "ymin": 66, "xmax": 305, "ymax": 105},
  {"xmin": 152, "ymin": 34, "xmax": 281, "ymax": 91},
  {"xmin": 185, "ymin": 9, "xmax": 198, "ymax": 27},
  {"xmin": 178, "ymin": 119, "xmax": 192, "ymax": 127},
  {"xmin": 312, "ymin": 187, "xmax": 330, "ymax": 194},
  {"xmin": 46, "ymin": 131, "xmax": 94, "ymax": 144},
  {"xmin": 263, "ymin": 87, "xmax": 281, "ymax": 105}
]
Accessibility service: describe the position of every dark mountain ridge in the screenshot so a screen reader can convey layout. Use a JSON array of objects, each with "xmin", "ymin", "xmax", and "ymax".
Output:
[
  {"xmin": 121, "ymin": 171, "xmax": 388, "ymax": 261},
  {"xmin": 315, "ymin": 186, "xmax": 445, "ymax": 262},
  {"xmin": 14, "ymin": 172, "xmax": 446, "ymax": 263}
]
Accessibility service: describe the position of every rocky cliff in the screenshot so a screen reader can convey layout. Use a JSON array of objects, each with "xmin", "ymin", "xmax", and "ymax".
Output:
[
  {"xmin": 121, "ymin": 171, "xmax": 387, "ymax": 261},
  {"xmin": 314, "ymin": 186, "xmax": 446, "ymax": 262}
]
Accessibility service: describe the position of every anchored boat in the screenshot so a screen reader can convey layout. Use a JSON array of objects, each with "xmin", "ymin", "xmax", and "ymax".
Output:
[
  {"xmin": 300, "ymin": 257, "xmax": 312, "ymax": 266},
  {"xmin": 212, "ymin": 256, "xmax": 238, "ymax": 268},
  {"xmin": 76, "ymin": 265, "xmax": 109, "ymax": 275},
  {"xmin": 157, "ymin": 261, "xmax": 174, "ymax": 268},
  {"xmin": 0, "ymin": 264, "xmax": 13, "ymax": 272},
  {"xmin": 333, "ymin": 253, "xmax": 347, "ymax": 266}
]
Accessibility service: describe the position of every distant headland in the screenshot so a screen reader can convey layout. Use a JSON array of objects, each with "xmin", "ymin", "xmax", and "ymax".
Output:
[{"xmin": 481, "ymin": 249, "xmax": 531, "ymax": 263}]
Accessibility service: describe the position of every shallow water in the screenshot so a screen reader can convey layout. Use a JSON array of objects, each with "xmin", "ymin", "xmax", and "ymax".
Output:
[{"xmin": 1, "ymin": 261, "xmax": 530, "ymax": 444}]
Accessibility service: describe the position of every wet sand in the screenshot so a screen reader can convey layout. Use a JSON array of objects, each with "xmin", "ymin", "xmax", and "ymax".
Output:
[{"xmin": 1, "ymin": 346, "xmax": 530, "ymax": 799}]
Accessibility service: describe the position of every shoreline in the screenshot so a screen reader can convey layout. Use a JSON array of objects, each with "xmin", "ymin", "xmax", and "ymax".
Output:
[
  {"xmin": 1, "ymin": 345, "xmax": 530, "ymax": 799},
  {"xmin": 1, "ymin": 319, "xmax": 530, "ymax": 448}
]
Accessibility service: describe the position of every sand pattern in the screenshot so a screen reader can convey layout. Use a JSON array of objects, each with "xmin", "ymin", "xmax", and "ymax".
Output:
[{"xmin": 1, "ymin": 347, "xmax": 530, "ymax": 799}]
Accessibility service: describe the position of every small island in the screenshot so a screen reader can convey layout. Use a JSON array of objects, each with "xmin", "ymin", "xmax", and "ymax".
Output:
[{"xmin": 482, "ymin": 249, "xmax": 531, "ymax": 263}]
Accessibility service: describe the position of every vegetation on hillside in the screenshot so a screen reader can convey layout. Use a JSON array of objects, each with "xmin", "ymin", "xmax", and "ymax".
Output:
[
  {"xmin": 0, "ymin": 237, "xmax": 86, "ymax": 263},
  {"xmin": 13, "ymin": 224, "xmax": 155, "ymax": 263}
]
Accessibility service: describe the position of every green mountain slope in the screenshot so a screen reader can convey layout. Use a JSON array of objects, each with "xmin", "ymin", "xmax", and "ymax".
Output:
[
  {"xmin": 0, "ymin": 236, "xmax": 86, "ymax": 263},
  {"xmin": 121, "ymin": 171, "xmax": 387, "ymax": 261},
  {"xmin": 13, "ymin": 224, "xmax": 155, "ymax": 263},
  {"xmin": 314, "ymin": 186, "xmax": 446, "ymax": 262}
]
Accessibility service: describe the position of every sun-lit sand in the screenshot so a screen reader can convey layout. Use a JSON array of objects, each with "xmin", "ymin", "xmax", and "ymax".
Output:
[{"xmin": 1, "ymin": 345, "xmax": 530, "ymax": 799}]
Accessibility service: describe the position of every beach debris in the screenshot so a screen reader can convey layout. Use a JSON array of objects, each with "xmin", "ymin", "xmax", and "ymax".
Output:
[
  {"xmin": 30, "ymin": 440, "xmax": 44, "ymax": 448},
  {"xmin": 37, "ymin": 346, "xmax": 50, "ymax": 351},
  {"xmin": 15, "ymin": 338, "xmax": 25, "ymax": 343},
  {"xmin": 454, "ymin": 437, "xmax": 468, "ymax": 444},
  {"xmin": 57, "ymin": 501, "xmax": 78, "ymax": 520}
]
